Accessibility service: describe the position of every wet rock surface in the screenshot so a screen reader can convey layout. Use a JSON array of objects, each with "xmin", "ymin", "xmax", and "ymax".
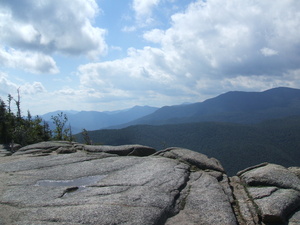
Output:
[{"xmin": 0, "ymin": 141, "xmax": 299, "ymax": 224}]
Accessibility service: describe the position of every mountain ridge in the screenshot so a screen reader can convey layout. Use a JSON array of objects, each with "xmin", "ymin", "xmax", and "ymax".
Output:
[
  {"xmin": 75, "ymin": 115, "xmax": 300, "ymax": 175},
  {"xmin": 109, "ymin": 87, "xmax": 300, "ymax": 128},
  {"xmin": 41, "ymin": 105, "xmax": 158, "ymax": 134},
  {"xmin": 41, "ymin": 87, "xmax": 300, "ymax": 132}
]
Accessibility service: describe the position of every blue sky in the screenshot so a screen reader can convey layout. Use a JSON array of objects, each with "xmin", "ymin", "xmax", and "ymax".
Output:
[{"xmin": 0, "ymin": 0, "xmax": 300, "ymax": 115}]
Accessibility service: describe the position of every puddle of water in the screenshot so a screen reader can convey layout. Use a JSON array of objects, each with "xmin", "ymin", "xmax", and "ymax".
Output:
[{"xmin": 35, "ymin": 175, "xmax": 106, "ymax": 187}]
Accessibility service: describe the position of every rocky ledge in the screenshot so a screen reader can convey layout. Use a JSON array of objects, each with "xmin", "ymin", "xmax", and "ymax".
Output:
[{"xmin": 0, "ymin": 141, "xmax": 299, "ymax": 225}]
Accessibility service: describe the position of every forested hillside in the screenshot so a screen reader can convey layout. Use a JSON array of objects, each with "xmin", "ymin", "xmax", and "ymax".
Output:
[
  {"xmin": 75, "ymin": 116, "xmax": 300, "ymax": 175},
  {"xmin": 112, "ymin": 87, "xmax": 300, "ymax": 128}
]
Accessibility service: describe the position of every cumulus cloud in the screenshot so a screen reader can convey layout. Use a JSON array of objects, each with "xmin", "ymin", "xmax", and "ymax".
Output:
[
  {"xmin": 0, "ymin": 47, "xmax": 59, "ymax": 74},
  {"xmin": 150, "ymin": 0, "xmax": 300, "ymax": 77},
  {"xmin": 0, "ymin": 0, "xmax": 107, "ymax": 56},
  {"xmin": 0, "ymin": 0, "xmax": 107, "ymax": 73},
  {"xmin": 79, "ymin": 0, "xmax": 300, "ymax": 104},
  {"xmin": 20, "ymin": 82, "xmax": 46, "ymax": 95},
  {"xmin": 132, "ymin": 0, "xmax": 160, "ymax": 23},
  {"xmin": 0, "ymin": 72, "xmax": 18, "ymax": 96},
  {"xmin": 0, "ymin": 73, "xmax": 46, "ymax": 96},
  {"xmin": 143, "ymin": 29, "xmax": 165, "ymax": 43}
]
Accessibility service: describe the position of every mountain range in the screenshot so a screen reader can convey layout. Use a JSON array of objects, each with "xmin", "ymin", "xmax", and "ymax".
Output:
[
  {"xmin": 41, "ymin": 105, "xmax": 158, "ymax": 134},
  {"xmin": 70, "ymin": 86, "xmax": 300, "ymax": 175},
  {"xmin": 110, "ymin": 87, "xmax": 300, "ymax": 128},
  {"xmin": 42, "ymin": 87, "xmax": 300, "ymax": 134}
]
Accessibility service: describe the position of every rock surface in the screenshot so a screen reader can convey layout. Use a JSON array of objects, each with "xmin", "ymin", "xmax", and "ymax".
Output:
[
  {"xmin": 0, "ymin": 141, "xmax": 299, "ymax": 225},
  {"xmin": 238, "ymin": 163, "xmax": 300, "ymax": 224}
]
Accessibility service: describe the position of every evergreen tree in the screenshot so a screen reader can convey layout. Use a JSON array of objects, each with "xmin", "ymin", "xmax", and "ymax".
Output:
[
  {"xmin": 0, "ymin": 98, "xmax": 7, "ymax": 143},
  {"xmin": 0, "ymin": 93, "xmax": 51, "ymax": 146}
]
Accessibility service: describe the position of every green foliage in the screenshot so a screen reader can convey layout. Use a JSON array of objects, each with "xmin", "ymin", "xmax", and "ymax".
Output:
[
  {"xmin": 51, "ymin": 112, "xmax": 74, "ymax": 141},
  {"xmin": 81, "ymin": 128, "xmax": 92, "ymax": 145},
  {"xmin": 0, "ymin": 95, "xmax": 51, "ymax": 146}
]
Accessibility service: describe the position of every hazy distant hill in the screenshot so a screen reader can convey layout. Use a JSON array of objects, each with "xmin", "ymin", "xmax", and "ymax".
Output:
[
  {"xmin": 75, "ymin": 116, "xmax": 300, "ymax": 175},
  {"xmin": 41, "ymin": 106, "xmax": 158, "ymax": 134},
  {"xmin": 112, "ymin": 87, "xmax": 300, "ymax": 128}
]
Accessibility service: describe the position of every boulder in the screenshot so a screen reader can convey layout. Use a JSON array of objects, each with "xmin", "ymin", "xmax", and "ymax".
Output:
[
  {"xmin": 290, "ymin": 210, "xmax": 300, "ymax": 225},
  {"xmin": 155, "ymin": 147, "xmax": 224, "ymax": 172},
  {"xmin": 13, "ymin": 141, "xmax": 74, "ymax": 155},
  {"xmin": 0, "ymin": 154, "xmax": 189, "ymax": 224},
  {"xmin": 83, "ymin": 144, "xmax": 156, "ymax": 156},
  {"xmin": 239, "ymin": 163, "xmax": 300, "ymax": 191},
  {"xmin": 289, "ymin": 167, "xmax": 300, "ymax": 179},
  {"xmin": 0, "ymin": 141, "xmax": 299, "ymax": 224},
  {"xmin": 166, "ymin": 171, "xmax": 237, "ymax": 225},
  {"xmin": 248, "ymin": 187, "xmax": 300, "ymax": 223},
  {"xmin": 56, "ymin": 146, "xmax": 77, "ymax": 154},
  {"xmin": 237, "ymin": 163, "xmax": 300, "ymax": 224}
]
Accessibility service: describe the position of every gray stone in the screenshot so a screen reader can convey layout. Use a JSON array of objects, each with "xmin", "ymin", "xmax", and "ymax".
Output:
[
  {"xmin": 56, "ymin": 146, "xmax": 77, "ymax": 154},
  {"xmin": 0, "ymin": 144, "xmax": 21, "ymax": 156},
  {"xmin": 238, "ymin": 163, "xmax": 300, "ymax": 224},
  {"xmin": 0, "ymin": 148, "xmax": 11, "ymax": 157},
  {"xmin": 0, "ymin": 148, "xmax": 191, "ymax": 224},
  {"xmin": 155, "ymin": 147, "xmax": 224, "ymax": 172},
  {"xmin": 166, "ymin": 171, "xmax": 237, "ymax": 225},
  {"xmin": 289, "ymin": 210, "xmax": 300, "ymax": 225},
  {"xmin": 83, "ymin": 144, "xmax": 156, "ymax": 156},
  {"xmin": 247, "ymin": 186, "xmax": 278, "ymax": 200},
  {"xmin": 248, "ymin": 188, "xmax": 300, "ymax": 224},
  {"xmin": 14, "ymin": 141, "xmax": 74, "ymax": 155},
  {"xmin": 1, "ymin": 141, "xmax": 299, "ymax": 224},
  {"xmin": 239, "ymin": 163, "xmax": 300, "ymax": 191},
  {"xmin": 229, "ymin": 176, "xmax": 260, "ymax": 225},
  {"xmin": 289, "ymin": 167, "xmax": 300, "ymax": 179}
]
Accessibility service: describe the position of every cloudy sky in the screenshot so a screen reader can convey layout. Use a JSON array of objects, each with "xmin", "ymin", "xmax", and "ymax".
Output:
[{"xmin": 0, "ymin": 0, "xmax": 300, "ymax": 115}]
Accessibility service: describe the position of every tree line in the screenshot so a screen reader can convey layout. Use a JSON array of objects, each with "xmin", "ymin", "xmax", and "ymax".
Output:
[{"xmin": 0, "ymin": 91, "xmax": 73, "ymax": 148}]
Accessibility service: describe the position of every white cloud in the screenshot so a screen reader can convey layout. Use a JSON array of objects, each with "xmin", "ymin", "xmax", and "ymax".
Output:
[
  {"xmin": 131, "ymin": 0, "xmax": 161, "ymax": 27},
  {"xmin": 20, "ymin": 82, "xmax": 46, "ymax": 95},
  {"xmin": 151, "ymin": 0, "xmax": 299, "ymax": 76},
  {"xmin": 260, "ymin": 48, "xmax": 278, "ymax": 57},
  {"xmin": 0, "ymin": 72, "xmax": 18, "ymax": 96},
  {"xmin": 0, "ymin": 73, "xmax": 46, "ymax": 96},
  {"xmin": 2, "ymin": 0, "xmax": 300, "ymax": 114},
  {"xmin": 0, "ymin": 0, "xmax": 107, "ymax": 56},
  {"xmin": 0, "ymin": 0, "xmax": 107, "ymax": 73},
  {"xmin": 78, "ymin": 0, "xmax": 300, "ymax": 106},
  {"xmin": 143, "ymin": 29, "xmax": 165, "ymax": 43},
  {"xmin": 133, "ymin": 0, "xmax": 160, "ymax": 19},
  {"xmin": 0, "ymin": 72, "xmax": 47, "ymax": 115},
  {"xmin": 122, "ymin": 26, "xmax": 137, "ymax": 33},
  {"xmin": 0, "ymin": 47, "xmax": 59, "ymax": 74}
]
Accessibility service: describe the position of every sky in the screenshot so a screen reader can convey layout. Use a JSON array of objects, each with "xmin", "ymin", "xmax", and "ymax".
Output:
[{"xmin": 0, "ymin": 0, "xmax": 300, "ymax": 115}]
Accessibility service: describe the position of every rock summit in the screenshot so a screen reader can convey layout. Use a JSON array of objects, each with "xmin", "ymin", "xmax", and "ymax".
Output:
[{"xmin": 0, "ymin": 141, "xmax": 299, "ymax": 224}]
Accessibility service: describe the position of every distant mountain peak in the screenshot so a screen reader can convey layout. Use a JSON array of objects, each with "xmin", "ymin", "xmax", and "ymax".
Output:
[{"xmin": 112, "ymin": 87, "xmax": 300, "ymax": 128}]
